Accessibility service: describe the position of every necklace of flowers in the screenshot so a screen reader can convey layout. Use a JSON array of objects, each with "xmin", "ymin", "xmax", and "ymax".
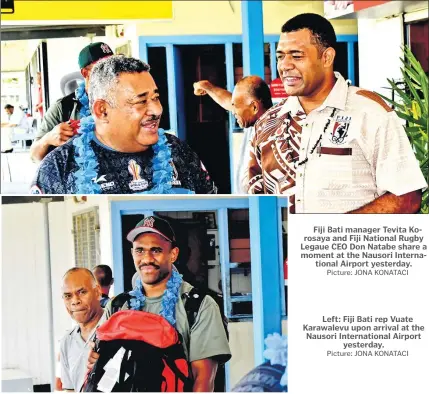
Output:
[
  {"xmin": 128, "ymin": 269, "xmax": 183, "ymax": 327},
  {"xmin": 75, "ymin": 81, "xmax": 91, "ymax": 117},
  {"xmin": 72, "ymin": 92, "xmax": 194, "ymax": 194},
  {"xmin": 263, "ymin": 333, "xmax": 288, "ymax": 388}
]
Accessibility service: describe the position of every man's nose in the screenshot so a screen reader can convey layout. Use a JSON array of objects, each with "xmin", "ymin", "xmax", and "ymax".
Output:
[
  {"xmin": 146, "ymin": 99, "xmax": 163, "ymax": 117},
  {"xmin": 71, "ymin": 295, "xmax": 81, "ymax": 305},
  {"xmin": 140, "ymin": 250, "xmax": 154, "ymax": 263},
  {"xmin": 279, "ymin": 57, "xmax": 294, "ymax": 73}
]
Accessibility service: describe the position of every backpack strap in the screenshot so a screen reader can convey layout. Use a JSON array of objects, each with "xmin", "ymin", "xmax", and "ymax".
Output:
[
  {"xmin": 111, "ymin": 292, "xmax": 132, "ymax": 315},
  {"xmin": 183, "ymin": 288, "xmax": 205, "ymax": 329},
  {"xmin": 59, "ymin": 92, "xmax": 80, "ymax": 122}
]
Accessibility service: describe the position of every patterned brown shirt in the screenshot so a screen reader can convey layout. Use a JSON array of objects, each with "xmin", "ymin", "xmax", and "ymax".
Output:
[
  {"xmin": 248, "ymin": 96, "xmax": 306, "ymax": 197},
  {"xmin": 248, "ymin": 73, "xmax": 426, "ymax": 213}
]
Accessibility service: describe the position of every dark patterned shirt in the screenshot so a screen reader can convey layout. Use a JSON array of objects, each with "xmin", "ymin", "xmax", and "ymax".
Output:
[
  {"xmin": 232, "ymin": 362, "xmax": 287, "ymax": 392},
  {"xmin": 30, "ymin": 133, "xmax": 217, "ymax": 194}
]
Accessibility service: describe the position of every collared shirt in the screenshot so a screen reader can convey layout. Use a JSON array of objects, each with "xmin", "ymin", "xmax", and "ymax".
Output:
[
  {"xmin": 30, "ymin": 133, "xmax": 217, "ymax": 194},
  {"xmin": 60, "ymin": 314, "xmax": 107, "ymax": 391},
  {"xmin": 249, "ymin": 72, "xmax": 427, "ymax": 213}
]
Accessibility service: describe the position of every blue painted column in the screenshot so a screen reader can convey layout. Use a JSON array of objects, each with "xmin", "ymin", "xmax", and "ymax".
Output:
[
  {"xmin": 166, "ymin": 44, "xmax": 179, "ymax": 137},
  {"xmin": 225, "ymin": 43, "xmax": 237, "ymax": 193},
  {"xmin": 270, "ymin": 42, "xmax": 278, "ymax": 81},
  {"xmin": 347, "ymin": 41, "xmax": 355, "ymax": 85},
  {"xmin": 249, "ymin": 196, "xmax": 282, "ymax": 365},
  {"xmin": 139, "ymin": 39, "xmax": 148, "ymax": 63},
  {"xmin": 241, "ymin": 0, "xmax": 265, "ymax": 78}
]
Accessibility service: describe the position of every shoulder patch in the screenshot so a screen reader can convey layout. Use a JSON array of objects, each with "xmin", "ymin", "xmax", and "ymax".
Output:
[{"xmin": 356, "ymin": 90, "xmax": 393, "ymax": 112}]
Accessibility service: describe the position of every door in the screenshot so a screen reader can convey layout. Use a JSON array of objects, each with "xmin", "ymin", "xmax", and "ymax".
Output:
[{"xmin": 178, "ymin": 44, "xmax": 231, "ymax": 193}]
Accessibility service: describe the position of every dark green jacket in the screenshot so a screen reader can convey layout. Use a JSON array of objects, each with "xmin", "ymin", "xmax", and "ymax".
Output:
[{"xmin": 34, "ymin": 92, "xmax": 82, "ymax": 141}]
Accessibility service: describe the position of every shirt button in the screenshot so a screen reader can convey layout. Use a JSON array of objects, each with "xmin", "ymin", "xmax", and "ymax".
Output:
[
  {"xmin": 300, "ymin": 174, "xmax": 303, "ymax": 177},
  {"xmin": 301, "ymin": 148, "xmax": 305, "ymax": 151}
]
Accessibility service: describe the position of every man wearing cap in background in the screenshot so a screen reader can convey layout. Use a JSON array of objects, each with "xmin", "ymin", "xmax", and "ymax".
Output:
[
  {"xmin": 92, "ymin": 265, "xmax": 114, "ymax": 308},
  {"xmin": 88, "ymin": 215, "xmax": 231, "ymax": 391},
  {"xmin": 30, "ymin": 42, "xmax": 113, "ymax": 162}
]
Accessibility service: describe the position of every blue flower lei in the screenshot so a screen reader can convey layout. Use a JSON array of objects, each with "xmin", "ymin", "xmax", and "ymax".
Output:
[
  {"xmin": 128, "ymin": 269, "xmax": 183, "ymax": 327},
  {"xmin": 72, "ymin": 82, "xmax": 194, "ymax": 194},
  {"xmin": 263, "ymin": 333, "xmax": 288, "ymax": 388},
  {"xmin": 75, "ymin": 82, "xmax": 91, "ymax": 117}
]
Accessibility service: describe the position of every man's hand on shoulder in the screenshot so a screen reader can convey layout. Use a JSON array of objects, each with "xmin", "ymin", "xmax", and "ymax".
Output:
[{"xmin": 43, "ymin": 122, "xmax": 75, "ymax": 147}]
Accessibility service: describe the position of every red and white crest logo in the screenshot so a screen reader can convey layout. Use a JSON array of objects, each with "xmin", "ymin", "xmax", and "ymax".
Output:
[
  {"xmin": 143, "ymin": 217, "xmax": 155, "ymax": 228},
  {"xmin": 100, "ymin": 44, "xmax": 112, "ymax": 54}
]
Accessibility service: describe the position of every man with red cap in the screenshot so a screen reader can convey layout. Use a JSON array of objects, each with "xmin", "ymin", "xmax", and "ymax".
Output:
[{"xmin": 30, "ymin": 42, "xmax": 113, "ymax": 162}]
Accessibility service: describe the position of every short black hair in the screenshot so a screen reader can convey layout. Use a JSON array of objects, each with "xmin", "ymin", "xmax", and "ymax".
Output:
[
  {"xmin": 93, "ymin": 264, "xmax": 113, "ymax": 286},
  {"xmin": 237, "ymin": 76, "xmax": 273, "ymax": 110},
  {"xmin": 281, "ymin": 13, "xmax": 337, "ymax": 53},
  {"xmin": 4, "ymin": 104, "xmax": 14, "ymax": 110}
]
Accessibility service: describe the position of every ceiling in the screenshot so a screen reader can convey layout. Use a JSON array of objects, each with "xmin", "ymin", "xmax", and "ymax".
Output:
[
  {"xmin": 1, "ymin": 24, "xmax": 107, "ymax": 71},
  {"xmin": 1, "ymin": 39, "xmax": 40, "ymax": 71},
  {"xmin": 1, "ymin": 24, "xmax": 106, "ymax": 41}
]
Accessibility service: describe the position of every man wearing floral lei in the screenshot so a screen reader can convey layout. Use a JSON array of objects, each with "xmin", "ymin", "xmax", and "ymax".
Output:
[
  {"xmin": 88, "ymin": 216, "xmax": 231, "ymax": 391},
  {"xmin": 30, "ymin": 56, "xmax": 217, "ymax": 194},
  {"xmin": 30, "ymin": 42, "xmax": 113, "ymax": 162}
]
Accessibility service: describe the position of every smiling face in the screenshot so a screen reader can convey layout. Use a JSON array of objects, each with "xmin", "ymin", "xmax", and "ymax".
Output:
[
  {"xmin": 62, "ymin": 270, "xmax": 102, "ymax": 324},
  {"xmin": 96, "ymin": 71, "xmax": 163, "ymax": 152},
  {"xmin": 131, "ymin": 233, "xmax": 179, "ymax": 286},
  {"xmin": 276, "ymin": 28, "xmax": 334, "ymax": 98}
]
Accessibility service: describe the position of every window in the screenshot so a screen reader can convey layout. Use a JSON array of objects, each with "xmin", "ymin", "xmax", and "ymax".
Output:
[
  {"xmin": 72, "ymin": 208, "xmax": 100, "ymax": 269},
  {"xmin": 227, "ymin": 208, "xmax": 252, "ymax": 320}
]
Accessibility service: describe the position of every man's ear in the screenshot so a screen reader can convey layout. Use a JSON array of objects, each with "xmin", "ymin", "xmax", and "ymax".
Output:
[
  {"xmin": 170, "ymin": 246, "xmax": 180, "ymax": 264},
  {"xmin": 110, "ymin": 278, "xmax": 114, "ymax": 286},
  {"xmin": 95, "ymin": 284, "xmax": 102, "ymax": 300},
  {"xmin": 323, "ymin": 47, "xmax": 336, "ymax": 68},
  {"xmin": 81, "ymin": 68, "xmax": 89, "ymax": 78},
  {"xmin": 93, "ymin": 99, "xmax": 110, "ymax": 123},
  {"xmin": 251, "ymin": 100, "xmax": 260, "ymax": 115}
]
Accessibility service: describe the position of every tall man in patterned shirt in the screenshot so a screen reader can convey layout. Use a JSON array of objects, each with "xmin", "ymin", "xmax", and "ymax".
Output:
[
  {"xmin": 30, "ymin": 56, "xmax": 216, "ymax": 194},
  {"xmin": 249, "ymin": 13, "xmax": 426, "ymax": 213}
]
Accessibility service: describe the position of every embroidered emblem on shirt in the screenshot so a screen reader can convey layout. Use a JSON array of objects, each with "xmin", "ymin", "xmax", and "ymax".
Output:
[
  {"xmin": 128, "ymin": 160, "xmax": 149, "ymax": 191},
  {"xmin": 331, "ymin": 115, "xmax": 351, "ymax": 145},
  {"xmin": 93, "ymin": 175, "xmax": 107, "ymax": 183}
]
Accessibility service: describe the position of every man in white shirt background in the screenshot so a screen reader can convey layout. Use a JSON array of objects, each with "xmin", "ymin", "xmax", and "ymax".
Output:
[{"xmin": 1, "ymin": 104, "xmax": 29, "ymax": 153}]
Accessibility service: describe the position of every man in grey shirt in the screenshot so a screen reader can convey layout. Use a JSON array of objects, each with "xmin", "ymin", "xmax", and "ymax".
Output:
[
  {"xmin": 60, "ymin": 268, "xmax": 105, "ymax": 391},
  {"xmin": 88, "ymin": 215, "xmax": 231, "ymax": 392}
]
